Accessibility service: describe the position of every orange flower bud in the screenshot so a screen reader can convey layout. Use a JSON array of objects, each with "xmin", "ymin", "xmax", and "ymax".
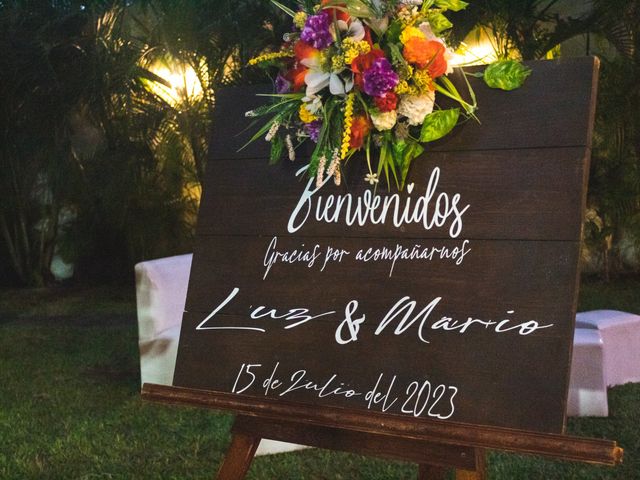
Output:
[{"xmin": 349, "ymin": 115, "xmax": 371, "ymax": 149}]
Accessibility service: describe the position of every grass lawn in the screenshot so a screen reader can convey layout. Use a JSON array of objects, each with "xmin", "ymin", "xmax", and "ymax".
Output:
[{"xmin": 0, "ymin": 277, "xmax": 639, "ymax": 479}]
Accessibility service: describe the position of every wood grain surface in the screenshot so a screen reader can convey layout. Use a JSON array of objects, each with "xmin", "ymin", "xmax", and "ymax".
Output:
[
  {"xmin": 209, "ymin": 57, "xmax": 598, "ymax": 160},
  {"xmin": 142, "ymin": 383, "xmax": 622, "ymax": 465},
  {"xmin": 173, "ymin": 57, "xmax": 599, "ymax": 437}
]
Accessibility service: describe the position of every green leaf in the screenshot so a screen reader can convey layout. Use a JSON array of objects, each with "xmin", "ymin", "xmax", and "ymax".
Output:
[
  {"xmin": 240, "ymin": 102, "xmax": 297, "ymax": 151},
  {"xmin": 269, "ymin": 136, "xmax": 284, "ymax": 165},
  {"xmin": 400, "ymin": 141, "xmax": 424, "ymax": 188},
  {"xmin": 270, "ymin": 0, "xmax": 296, "ymax": 17},
  {"xmin": 256, "ymin": 93, "xmax": 305, "ymax": 99},
  {"xmin": 434, "ymin": 0, "xmax": 469, "ymax": 12},
  {"xmin": 426, "ymin": 12, "xmax": 452, "ymax": 34},
  {"xmin": 378, "ymin": 137, "xmax": 399, "ymax": 190},
  {"xmin": 308, "ymin": 145, "xmax": 324, "ymax": 177},
  {"xmin": 421, "ymin": 0, "xmax": 436, "ymax": 11},
  {"xmin": 388, "ymin": 42, "xmax": 405, "ymax": 67},
  {"xmin": 247, "ymin": 97, "xmax": 300, "ymax": 118},
  {"xmin": 420, "ymin": 108, "xmax": 460, "ymax": 143},
  {"xmin": 392, "ymin": 140, "xmax": 408, "ymax": 167},
  {"xmin": 323, "ymin": 0, "xmax": 376, "ymax": 19},
  {"xmin": 385, "ymin": 21, "xmax": 402, "ymax": 44},
  {"xmin": 483, "ymin": 60, "xmax": 532, "ymax": 91}
]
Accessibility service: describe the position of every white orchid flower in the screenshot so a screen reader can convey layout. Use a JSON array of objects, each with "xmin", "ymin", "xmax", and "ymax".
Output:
[
  {"xmin": 335, "ymin": 19, "xmax": 366, "ymax": 41},
  {"xmin": 302, "ymin": 94, "xmax": 323, "ymax": 114},
  {"xmin": 305, "ymin": 70, "xmax": 354, "ymax": 96},
  {"xmin": 302, "ymin": 47, "xmax": 354, "ymax": 96}
]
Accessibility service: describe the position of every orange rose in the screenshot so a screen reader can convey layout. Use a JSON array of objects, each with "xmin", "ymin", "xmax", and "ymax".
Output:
[
  {"xmin": 426, "ymin": 42, "xmax": 448, "ymax": 78},
  {"xmin": 403, "ymin": 38, "xmax": 448, "ymax": 78},
  {"xmin": 349, "ymin": 115, "xmax": 371, "ymax": 149}
]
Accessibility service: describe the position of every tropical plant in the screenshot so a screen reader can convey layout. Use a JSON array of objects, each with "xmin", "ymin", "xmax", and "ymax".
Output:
[
  {"xmin": 56, "ymin": 2, "xmax": 200, "ymax": 280},
  {"xmin": 0, "ymin": 0, "xmax": 287, "ymax": 286},
  {"xmin": 449, "ymin": 0, "xmax": 640, "ymax": 278},
  {"xmin": 448, "ymin": 0, "xmax": 591, "ymax": 60},
  {"xmin": 582, "ymin": 0, "xmax": 640, "ymax": 278},
  {"xmin": 63, "ymin": 0, "xmax": 288, "ymax": 279},
  {"xmin": 0, "ymin": 2, "xmax": 88, "ymax": 286},
  {"xmin": 130, "ymin": 0, "xmax": 289, "ymax": 180}
]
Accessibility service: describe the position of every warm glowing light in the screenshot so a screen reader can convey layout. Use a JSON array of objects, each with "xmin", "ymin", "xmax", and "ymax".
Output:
[
  {"xmin": 145, "ymin": 58, "xmax": 206, "ymax": 106},
  {"xmin": 450, "ymin": 28, "xmax": 500, "ymax": 66},
  {"xmin": 184, "ymin": 181, "xmax": 203, "ymax": 224},
  {"xmin": 184, "ymin": 181, "xmax": 202, "ymax": 203},
  {"xmin": 451, "ymin": 41, "xmax": 499, "ymax": 66}
]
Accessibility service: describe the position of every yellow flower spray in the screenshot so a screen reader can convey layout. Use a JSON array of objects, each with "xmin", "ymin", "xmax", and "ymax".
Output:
[
  {"xmin": 247, "ymin": 51, "xmax": 293, "ymax": 66},
  {"xmin": 299, "ymin": 104, "xmax": 318, "ymax": 124},
  {"xmin": 342, "ymin": 38, "xmax": 370, "ymax": 65},
  {"xmin": 340, "ymin": 93, "xmax": 355, "ymax": 160}
]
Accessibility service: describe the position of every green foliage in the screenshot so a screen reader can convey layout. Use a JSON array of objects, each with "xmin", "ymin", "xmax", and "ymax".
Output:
[
  {"xmin": 448, "ymin": 0, "xmax": 592, "ymax": 59},
  {"xmin": 579, "ymin": 1, "xmax": 640, "ymax": 278},
  {"xmin": 435, "ymin": 0, "xmax": 469, "ymax": 12},
  {"xmin": 445, "ymin": 0, "xmax": 639, "ymax": 278},
  {"xmin": 269, "ymin": 135, "xmax": 285, "ymax": 165},
  {"xmin": 52, "ymin": 3, "xmax": 200, "ymax": 281},
  {"xmin": 0, "ymin": 1, "xmax": 101, "ymax": 286},
  {"xmin": 586, "ymin": 56, "xmax": 640, "ymax": 278},
  {"xmin": 483, "ymin": 60, "xmax": 531, "ymax": 90},
  {"xmin": 420, "ymin": 108, "xmax": 460, "ymax": 142},
  {"xmin": 0, "ymin": 0, "xmax": 287, "ymax": 286},
  {"xmin": 425, "ymin": 10, "xmax": 453, "ymax": 35},
  {"xmin": 394, "ymin": 139, "xmax": 424, "ymax": 189}
]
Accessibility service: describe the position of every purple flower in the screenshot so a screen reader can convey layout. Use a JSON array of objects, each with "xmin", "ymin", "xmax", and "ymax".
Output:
[
  {"xmin": 300, "ymin": 11, "xmax": 333, "ymax": 50},
  {"xmin": 363, "ymin": 58, "xmax": 399, "ymax": 97},
  {"xmin": 305, "ymin": 120, "xmax": 322, "ymax": 143},
  {"xmin": 275, "ymin": 73, "xmax": 291, "ymax": 94}
]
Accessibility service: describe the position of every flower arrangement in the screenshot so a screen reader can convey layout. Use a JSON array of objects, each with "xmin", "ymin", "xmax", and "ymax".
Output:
[{"xmin": 246, "ymin": 0, "xmax": 530, "ymax": 189}]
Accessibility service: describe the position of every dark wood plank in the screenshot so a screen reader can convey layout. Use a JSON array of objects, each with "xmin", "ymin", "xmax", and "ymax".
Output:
[
  {"xmin": 209, "ymin": 57, "xmax": 598, "ymax": 160},
  {"xmin": 215, "ymin": 431, "xmax": 261, "ymax": 480},
  {"xmin": 232, "ymin": 416, "xmax": 477, "ymax": 469},
  {"xmin": 196, "ymin": 148, "xmax": 588, "ymax": 241},
  {"xmin": 427, "ymin": 57, "xmax": 599, "ymax": 153},
  {"xmin": 142, "ymin": 383, "xmax": 624, "ymax": 466},
  {"xmin": 184, "ymin": 236, "xmax": 580, "ymax": 318},
  {"xmin": 174, "ymin": 310, "xmax": 572, "ymax": 433},
  {"xmin": 177, "ymin": 234, "xmax": 581, "ymax": 433}
]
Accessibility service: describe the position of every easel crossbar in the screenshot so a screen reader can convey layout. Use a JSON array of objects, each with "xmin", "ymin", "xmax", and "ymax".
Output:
[{"xmin": 142, "ymin": 383, "xmax": 622, "ymax": 466}]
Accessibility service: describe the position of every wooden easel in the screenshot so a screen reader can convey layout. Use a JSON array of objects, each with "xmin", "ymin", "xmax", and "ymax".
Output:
[
  {"xmin": 217, "ymin": 416, "xmax": 486, "ymax": 480},
  {"xmin": 144, "ymin": 58, "xmax": 620, "ymax": 479},
  {"xmin": 142, "ymin": 383, "xmax": 622, "ymax": 480}
]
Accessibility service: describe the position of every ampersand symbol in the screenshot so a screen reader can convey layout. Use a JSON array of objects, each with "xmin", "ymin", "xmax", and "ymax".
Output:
[{"xmin": 335, "ymin": 300, "xmax": 365, "ymax": 344}]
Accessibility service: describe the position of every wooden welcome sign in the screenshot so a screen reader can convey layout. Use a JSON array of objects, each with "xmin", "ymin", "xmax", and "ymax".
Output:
[{"xmin": 143, "ymin": 57, "xmax": 622, "ymax": 478}]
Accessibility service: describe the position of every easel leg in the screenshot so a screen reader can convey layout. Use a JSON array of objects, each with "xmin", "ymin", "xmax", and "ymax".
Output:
[
  {"xmin": 418, "ymin": 464, "xmax": 449, "ymax": 479},
  {"xmin": 216, "ymin": 432, "xmax": 261, "ymax": 480},
  {"xmin": 418, "ymin": 449, "xmax": 486, "ymax": 480},
  {"xmin": 454, "ymin": 449, "xmax": 487, "ymax": 480}
]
